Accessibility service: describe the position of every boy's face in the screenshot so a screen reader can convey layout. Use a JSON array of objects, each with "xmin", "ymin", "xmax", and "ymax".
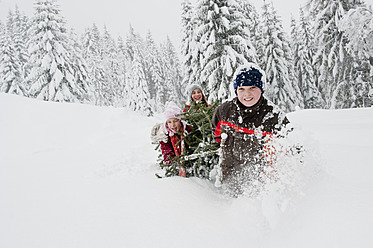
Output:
[
  {"xmin": 237, "ymin": 86, "xmax": 262, "ymax": 107},
  {"xmin": 167, "ymin": 118, "xmax": 182, "ymax": 133}
]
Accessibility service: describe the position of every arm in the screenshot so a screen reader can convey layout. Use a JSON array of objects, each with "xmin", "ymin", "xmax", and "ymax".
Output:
[
  {"xmin": 211, "ymin": 107, "xmax": 222, "ymax": 143},
  {"xmin": 160, "ymin": 137, "xmax": 187, "ymax": 177},
  {"xmin": 160, "ymin": 138, "xmax": 175, "ymax": 165}
]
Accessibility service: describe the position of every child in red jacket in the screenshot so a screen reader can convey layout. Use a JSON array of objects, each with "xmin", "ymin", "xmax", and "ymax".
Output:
[{"xmin": 151, "ymin": 101, "xmax": 192, "ymax": 177}]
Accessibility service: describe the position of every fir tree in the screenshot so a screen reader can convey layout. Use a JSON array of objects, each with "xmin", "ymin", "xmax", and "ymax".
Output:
[
  {"xmin": 181, "ymin": 101, "xmax": 220, "ymax": 178},
  {"xmin": 193, "ymin": 0, "xmax": 257, "ymax": 102},
  {"xmin": 181, "ymin": 0, "xmax": 195, "ymax": 89},
  {"xmin": 159, "ymin": 37, "xmax": 183, "ymax": 106},
  {"xmin": 308, "ymin": 0, "xmax": 367, "ymax": 108},
  {"xmin": 6, "ymin": 6, "xmax": 29, "ymax": 85},
  {"xmin": 0, "ymin": 33, "xmax": 25, "ymax": 95},
  {"xmin": 339, "ymin": 5, "xmax": 373, "ymax": 107},
  {"xmin": 125, "ymin": 26, "xmax": 153, "ymax": 116},
  {"xmin": 236, "ymin": 0, "xmax": 261, "ymax": 58},
  {"xmin": 67, "ymin": 29, "xmax": 92, "ymax": 103},
  {"xmin": 101, "ymin": 26, "xmax": 123, "ymax": 107},
  {"xmin": 160, "ymin": 101, "xmax": 219, "ymax": 179},
  {"xmin": 26, "ymin": 0, "xmax": 89, "ymax": 102},
  {"xmin": 114, "ymin": 36, "xmax": 128, "ymax": 108},
  {"xmin": 258, "ymin": 2, "xmax": 302, "ymax": 112},
  {"xmin": 144, "ymin": 31, "xmax": 165, "ymax": 112},
  {"xmin": 291, "ymin": 9, "xmax": 324, "ymax": 108},
  {"xmin": 81, "ymin": 24, "xmax": 107, "ymax": 106}
]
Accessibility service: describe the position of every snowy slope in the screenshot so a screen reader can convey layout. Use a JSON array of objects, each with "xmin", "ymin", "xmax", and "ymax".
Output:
[{"xmin": 1, "ymin": 93, "xmax": 373, "ymax": 248}]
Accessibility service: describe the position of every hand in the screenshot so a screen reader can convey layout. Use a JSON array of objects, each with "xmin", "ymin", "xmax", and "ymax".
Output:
[{"xmin": 178, "ymin": 167, "xmax": 186, "ymax": 177}]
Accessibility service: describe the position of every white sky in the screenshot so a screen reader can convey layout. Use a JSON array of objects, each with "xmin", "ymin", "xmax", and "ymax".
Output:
[{"xmin": 1, "ymin": 0, "xmax": 373, "ymax": 50}]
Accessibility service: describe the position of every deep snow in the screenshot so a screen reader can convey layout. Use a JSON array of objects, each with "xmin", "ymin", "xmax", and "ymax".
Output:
[{"xmin": 1, "ymin": 93, "xmax": 373, "ymax": 248}]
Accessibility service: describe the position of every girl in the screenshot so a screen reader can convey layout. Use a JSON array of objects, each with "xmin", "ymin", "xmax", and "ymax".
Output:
[
  {"xmin": 155, "ymin": 101, "xmax": 192, "ymax": 177},
  {"xmin": 184, "ymin": 84, "xmax": 208, "ymax": 111}
]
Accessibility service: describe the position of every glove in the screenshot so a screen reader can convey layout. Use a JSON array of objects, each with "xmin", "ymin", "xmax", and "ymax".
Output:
[{"xmin": 150, "ymin": 122, "xmax": 168, "ymax": 143}]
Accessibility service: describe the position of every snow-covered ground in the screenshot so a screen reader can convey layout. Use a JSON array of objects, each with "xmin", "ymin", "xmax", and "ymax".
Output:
[{"xmin": 1, "ymin": 93, "xmax": 372, "ymax": 248}]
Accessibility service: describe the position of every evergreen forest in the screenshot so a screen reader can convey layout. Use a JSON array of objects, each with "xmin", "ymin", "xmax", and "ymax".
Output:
[{"xmin": 1, "ymin": 0, "xmax": 372, "ymax": 114}]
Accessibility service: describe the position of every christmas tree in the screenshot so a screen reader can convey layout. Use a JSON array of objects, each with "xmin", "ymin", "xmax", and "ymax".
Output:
[{"xmin": 159, "ymin": 101, "xmax": 219, "ymax": 179}]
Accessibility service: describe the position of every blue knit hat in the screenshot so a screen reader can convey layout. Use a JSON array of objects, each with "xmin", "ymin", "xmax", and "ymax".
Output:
[{"xmin": 233, "ymin": 64, "xmax": 265, "ymax": 94}]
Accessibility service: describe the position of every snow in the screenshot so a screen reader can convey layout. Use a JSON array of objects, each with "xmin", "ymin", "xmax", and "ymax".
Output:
[{"xmin": 1, "ymin": 93, "xmax": 373, "ymax": 248}]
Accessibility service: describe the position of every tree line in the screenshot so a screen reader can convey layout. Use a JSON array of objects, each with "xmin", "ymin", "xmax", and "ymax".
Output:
[{"xmin": 1, "ymin": 0, "xmax": 372, "ymax": 114}]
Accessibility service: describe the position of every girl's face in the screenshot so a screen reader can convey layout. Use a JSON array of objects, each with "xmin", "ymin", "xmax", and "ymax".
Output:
[
  {"xmin": 237, "ymin": 86, "xmax": 262, "ymax": 107},
  {"xmin": 191, "ymin": 88, "xmax": 203, "ymax": 102},
  {"xmin": 167, "ymin": 118, "xmax": 182, "ymax": 133}
]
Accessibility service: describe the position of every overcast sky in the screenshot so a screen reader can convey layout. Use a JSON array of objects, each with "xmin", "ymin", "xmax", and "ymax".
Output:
[{"xmin": 1, "ymin": 0, "xmax": 373, "ymax": 49}]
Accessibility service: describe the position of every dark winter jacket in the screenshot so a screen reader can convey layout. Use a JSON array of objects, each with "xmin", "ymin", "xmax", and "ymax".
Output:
[
  {"xmin": 160, "ymin": 125, "xmax": 193, "ymax": 165},
  {"xmin": 212, "ymin": 96, "xmax": 289, "ymax": 187}
]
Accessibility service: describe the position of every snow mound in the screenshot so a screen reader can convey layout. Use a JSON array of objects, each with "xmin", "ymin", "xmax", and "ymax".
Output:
[{"xmin": 1, "ymin": 93, "xmax": 373, "ymax": 248}]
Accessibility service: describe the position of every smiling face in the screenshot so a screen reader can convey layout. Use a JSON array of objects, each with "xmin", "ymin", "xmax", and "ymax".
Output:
[
  {"xmin": 236, "ymin": 86, "xmax": 262, "ymax": 107},
  {"xmin": 191, "ymin": 88, "xmax": 203, "ymax": 102},
  {"xmin": 166, "ymin": 118, "xmax": 182, "ymax": 133}
]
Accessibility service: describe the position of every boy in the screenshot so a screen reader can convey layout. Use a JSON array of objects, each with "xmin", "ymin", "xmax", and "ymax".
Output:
[{"xmin": 212, "ymin": 63, "xmax": 290, "ymax": 196}]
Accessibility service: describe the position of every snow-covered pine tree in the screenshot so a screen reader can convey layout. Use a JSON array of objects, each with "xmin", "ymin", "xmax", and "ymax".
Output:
[
  {"xmin": 236, "ymin": 0, "xmax": 261, "ymax": 58},
  {"xmin": 0, "ymin": 20, "xmax": 4, "ymax": 43},
  {"xmin": 128, "ymin": 55, "xmax": 153, "ymax": 116},
  {"xmin": 181, "ymin": 0, "xmax": 203, "ymax": 93},
  {"xmin": 339, "ymin": 5, "xmax": 373, "ymax": 107},
  {"xmin": 0, "ymin": 21, "xmax": 4, "ymax": 91},
  {"xmin": 81, "ymin": 24, "xmax": 110, "ymax": 106},
  {"xmin": 101, "ymin": 26, "xmax": 123, "ymax": 107},
  {"xmin": 258, "ymin": 2, "xmax": 302, "ymax": 112},
  {"xmin": 67, "ymin": 29, "xmax": 92, "ymax": 103},
  {"xmin": 125, "ymin": 26, "xmax": 153, "ymax": 116},
  {"xmin": 6, "ymin": 6, "xmax": 30, "ymax": 87},
  {"xmin": 115, "ymin": 36, "xmax": 128, "ymax": 108},
  {"xmin": 26, "ymin": 0, "xmax": 89, "ymax": 102},
  {"xmin": 144, "ymin": 31, "xmax": 165, "ymax": 112},
  {"xmin": 0, "ymin": 32, "xmax": 25, "ymax": 95},
  {"xmin": 159, "ymin": 37, "xmax": 184, "ymax": 106},
  {"xmin": 291, "ymin": 9, "xmax": 324, "ymax": 109},
  {"xmin": 307, "ymin": 0, "xmax": 367, "ymax": 108},
  {"xmin": 193, "ymin": 0, "xmax": 257, "ymax": 102}
]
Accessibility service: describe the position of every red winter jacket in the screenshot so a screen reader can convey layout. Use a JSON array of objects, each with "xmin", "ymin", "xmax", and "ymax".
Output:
[{"xmin": 160, "ymin": 125, "xmax": 192, "ymax": 165}]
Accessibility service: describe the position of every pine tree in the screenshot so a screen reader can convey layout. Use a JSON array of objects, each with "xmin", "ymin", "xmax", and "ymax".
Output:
[
  {"xmin": 291, "ymin": 9, "xmax": 324, "ymax": 108},
  {"xmin": 193, "ymin": 0, "xmax": 257, "ymax": 102},
  {"xmin": 81, "ymin": 24, "xmax": 107, "ymax": 106},
  {"xmin": 67, "ymin": 29, "xmax": 92, "ymax": 103},
  {"xmin": 144, "ymin": 31, "xmax": 165, "ymax": 112},
  {"xmin": 159, "ymin": 37, "xmax": 184, "ymax": 106},
  {"xmin": 236, "ymin": 0, "xmax": 261, "ymax": 57},
  {"xmin": 338, "ymin": 5, "xmax": 373, "ymax": 107},
  {"xmin": 6, "ymin": 6, "xmax": 29, "ymax": 86},
  {"xmin": 258, "ymin": 2, "xmax": 302, "ymax": 112},
  {"xmin": 160, "ymin": 101, "xmax": 219, "ymax": 179},
  {"xmin": 114, "ymin": 36, "xmax": 128, "ymax": 108},
  {"xmin": 26, "ymin": 0, "xmax": 89, "ymax": 102},
  {"xmin": 308, "ymin": 0, "xmax": 366, "ymax": 108},
  {"xmin": 0, "ymin": 32, "xmax": 25, "ymax": 95},
  {"xmin": 181, "ymin": 0, "xmax": 195, "ymax": 89},
  {"xmin": 101, "ymin": 26, "xmax": 123, "ymax": 107},
  {"xmin": 125, "ymin": 26, "xmax": 153, "ymax": 116},
  {"xmin": 181, "ymin": 101, "xmax": 220, "ymax": 178}
]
